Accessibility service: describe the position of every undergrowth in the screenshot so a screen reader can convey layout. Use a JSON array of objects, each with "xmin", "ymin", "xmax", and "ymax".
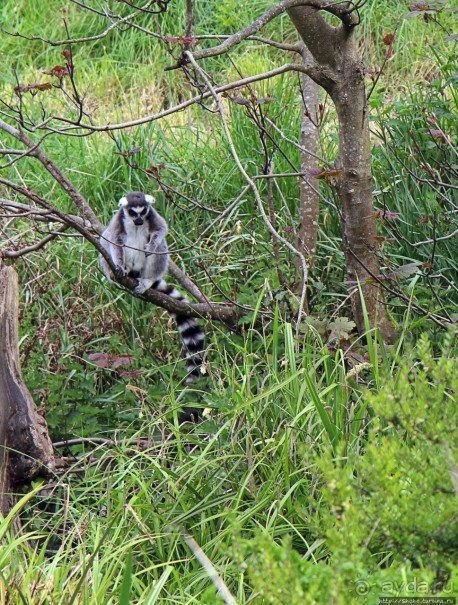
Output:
[{"xmin": 1, "ymin": 332, "xmax": 457, "ymax": 603}]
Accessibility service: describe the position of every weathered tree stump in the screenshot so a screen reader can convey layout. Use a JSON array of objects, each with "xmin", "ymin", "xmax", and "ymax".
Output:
[{"xmin": 0, "ymin": 263, "xmax": 54, "ymax": 515}]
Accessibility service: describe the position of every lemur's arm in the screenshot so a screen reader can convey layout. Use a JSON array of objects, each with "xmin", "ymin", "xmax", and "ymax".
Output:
[{"xmin": 145, "ymin": 210, "xmax": 168, "ymax": 254}]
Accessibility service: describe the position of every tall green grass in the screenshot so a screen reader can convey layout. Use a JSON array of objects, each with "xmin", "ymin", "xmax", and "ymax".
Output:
[{"xmin": 2, "ymin": 328, "xmax": 456, "ymax": 603}]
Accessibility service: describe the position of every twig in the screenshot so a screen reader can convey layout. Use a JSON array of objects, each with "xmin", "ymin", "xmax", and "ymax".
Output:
[
  {"xmin": 185, "ymin": 51, "xmax": 308, "ymax": 326},
  {"xmin": 348, "ymin": 247, "xmax": 452, "ymax": 330},
  {"xmin": 4, "ymin": 1, "xmax": 157, "ymax": 47},
  {"xmin": 0, "ymin": 119, "xmax": 102, "ymax": 228},
  {"xmin": 2, "ymin": 224, "xmax": 69, "ymax": 258},
  {"xmin": 184, "ymin": 0, "xmax": 195, "ymax": 42},
  {"xmin": 193, "ymin": 34, "xmax": 302, "ymax": 53},
  {"xmin": 0, "ymin": 198, "xmax": 90, "ymax": 226},
  {"xmin": 266, "ymin": 161, "xmax": 287, "ymax": 287},
  {"xmin": 263, "ymin": 116, "xmax": 331, "ymax": 166},
  {"xmin": 177, "ymin": 528, "xmax": 238, "ymax": 605},
  {"xmin": 53, "ymin": 437, "xmax": 113, "ymax": 448},
  {"xmin": 20, "ymin": 64, "xmax": 321, "ymax": 134}
]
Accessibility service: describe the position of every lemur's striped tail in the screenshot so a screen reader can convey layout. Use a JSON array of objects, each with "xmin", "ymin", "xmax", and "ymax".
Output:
[{"xmin": 152, "ymin": 279, "xmax": 205, "ymax": 381}]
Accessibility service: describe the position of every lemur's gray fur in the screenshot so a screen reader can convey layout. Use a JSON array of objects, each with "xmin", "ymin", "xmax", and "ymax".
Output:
[{"xmin": 99, "ymin": 192, "xmax": 205, "ymax": 393}]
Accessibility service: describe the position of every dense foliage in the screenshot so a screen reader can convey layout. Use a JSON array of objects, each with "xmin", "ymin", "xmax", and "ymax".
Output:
[{"xmin": 0, "ymin": 0, "xmax": 457, "ymax": 602}]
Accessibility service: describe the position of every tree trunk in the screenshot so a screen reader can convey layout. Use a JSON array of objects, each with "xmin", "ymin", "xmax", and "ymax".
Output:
[
  {"xmin": 331, "ymin": 58, "xmax": 397, "ymax": 343},
  {"xmin": 0, "ymin": 360, "xmax": 9, "ymax": 516},
  {"xmin": 287, "ymin": 8, "xmax": 397, "ymax": 343},
  {"xmin": 297, "ymin": 45, "xmax": 320, "ymax": 270},
  {"xmin": 329, "ymin": 31, "xmax": 397, "ymax": 343},
  {"xmin": 0, "ymin": 264, "xmax": 54, "ymax": 515}
]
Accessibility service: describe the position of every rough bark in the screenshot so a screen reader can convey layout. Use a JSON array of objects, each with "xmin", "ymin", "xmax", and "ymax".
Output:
[
  {"xmin": 297, "ymin": 44, "xmax": 320, "ymax": 270},
  {"xmin": 0, "ymin": 264, "xmax": 54, "ymax": 514},
  {"xmin": 288, "ymin": 8, "xmax": 397, "ymax": 342},
  {"xmin": 330, "ymin": 49, "xmax": 397, "ymax": 343},
  {"xmin": 0, "ymin": 361, "xmax": 8, "ymax": 516}
]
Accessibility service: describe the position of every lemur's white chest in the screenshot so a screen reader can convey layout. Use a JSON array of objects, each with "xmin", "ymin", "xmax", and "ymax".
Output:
[{"xmin": 123, "ymin": 223, "xmax": 149, "ymax": 273}]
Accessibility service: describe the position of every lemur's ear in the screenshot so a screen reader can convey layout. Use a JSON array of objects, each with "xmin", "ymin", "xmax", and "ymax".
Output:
[
  {"xmin": 118, "ymin": 196, "xmax": 128, "ymax": 207},
  {"xmin": 145, "ymin": 194, "xmax": 155, "ymax": 204}
]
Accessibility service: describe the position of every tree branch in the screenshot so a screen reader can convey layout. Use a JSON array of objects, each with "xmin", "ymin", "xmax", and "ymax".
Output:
[
  {"xmin": 1, "ymin": 224, "xmax": 69, "ymax": 259},
  {"xmin": 0, "ymin": 122, "xmax": 211, "ymax": 304},
  {"xmin": 287, "ymin": 5, "xmax": 340, "ymax": 69},
  {"xmin": 11, "ymin": 64, "xmax": 327, "ymax": 135},
  {"xmin": 173, "ymin": 0, "xmax": 355, "ymax": 66},
  {"xmin": 4, "ymin": 0, "xmax": 157, "ymax": 47},
  {"xmin": 0, "ymin": 119, "xmax": 102, "ymax": 228},
  {"xmin": 0, "ymin": 198, "xmax": 90, "ymax": 226},
  {"xmin": 194, "ymin": 34, "xmax": 302, "ymax": 54}
]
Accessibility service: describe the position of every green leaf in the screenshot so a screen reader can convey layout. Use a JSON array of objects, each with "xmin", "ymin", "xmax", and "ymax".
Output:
[
  {"xmin": 328, "ymin": 318, "xmax": 356, "ymax": 342},
  {"xmin": 119, "ymin": 550, "xmax": 133, "ymax": 605}
]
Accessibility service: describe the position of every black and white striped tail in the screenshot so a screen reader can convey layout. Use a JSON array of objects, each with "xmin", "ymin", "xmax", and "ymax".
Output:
[{"xmin": 152, "ymin": 279, "xmax": 205, "ymax": 381}]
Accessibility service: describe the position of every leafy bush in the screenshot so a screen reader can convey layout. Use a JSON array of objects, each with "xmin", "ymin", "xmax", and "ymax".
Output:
[{"xmin": 236, "ymin": 337, "xmax": 457, "ymax": 603}]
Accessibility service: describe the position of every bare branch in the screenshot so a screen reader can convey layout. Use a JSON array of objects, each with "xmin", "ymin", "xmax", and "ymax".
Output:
[
  {"xmin": 0, "ymin": 149, "xmax": 24, "ymax": 155},
  {"xmin": 263, "ymin": 115, "xmax": 331, "ymax": 166},
  {"xmin": 176, "ymin": 528, "xmax": 238, "ymax": 605},
  {"xmin": 177, "ymin": 0, "xmax": 355, "ymax": 66},
  {"xmin": 2, "ymin": 224, "xmax": 69, "ymax": 259},
  {"xmin": 0, "ymin": 127, "xmax": 214, "ymax": 307},
  {"xmin": 184, "ymin": 0, "xmax": 195, "ymax": 41},
  {"xmin": 4, "ymin": 0, "xmax": 158, "ymax": 47},
  {"xmin": 53, "ymin": 437, "xmax": 113, "ymax": 448},
  {"xmin": 168, "ymin": 261, "xmax": 208, "ymax": 304},
  {"xmin": 0, "ymin": 198, "xmax": 95, "ymax": 228},
  {"xmin": 287, "ymin": 5, "xmax": 339, "ymax": 69},
  {"xmin": 195, "ymin": 34, "xmax": 302, "ymax": 53},
  {"xmin": 402, "ymin": 227, "xmax": 458, "ymax": 249},
  {"xmin": 267, "ymin": 161, "xmax": 287, "ymax": 289},
  {"xmin": 15, "ymin": 63, "xmax": 325, "ymax": 135},
  {"xmin": 0, "ymin": 119, "xmax": 102, "ymax": 228}
]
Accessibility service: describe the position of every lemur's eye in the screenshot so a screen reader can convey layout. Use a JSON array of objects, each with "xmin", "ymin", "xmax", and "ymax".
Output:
[
  {"xmin": 140, "ymin": 208, "xmax": 147, "ymax": 215},
  {"xmin": 128, "ymin": 209, "xmax": 136, "ymax": 217}
]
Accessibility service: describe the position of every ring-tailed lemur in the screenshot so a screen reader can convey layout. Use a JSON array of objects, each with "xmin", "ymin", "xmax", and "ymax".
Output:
[{"xmin": 99, "ymin": 191, "xmax": 205, "ymax": 396}]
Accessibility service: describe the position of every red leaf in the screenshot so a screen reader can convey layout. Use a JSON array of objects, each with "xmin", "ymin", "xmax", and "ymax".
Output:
[
  {"xmin": 429, "ymin": 128, "xmax": 450, "ymax": 143},
  {"xmin": 111, "ymin": 355, "xmax": 135, "ymax": 369},
  {"xmin": 42, "ymin": 65, "xmax": 70, "ymax": 79},
  {"xmin": 87, "ymin": 352, "xmax": 134, "ymax": 370},
  {"xmin": 145, "ymin": 163, "xmax": 165, "ymax": 177},
  {"xmin": 409, "ymin": 3, "xmax": 431, "ymax": 10},
  {"xmin": 87, "ymin": 352, "xmax": 110, "ymax": 368},
  {"xmin": 382, "ymin": 33, "xmax": 395, "ymax": 46},
  {"xmin": 255, "ymin": 96, "xmax": 276, "ymax": 105},
  {"xmin": 119, "ymin": 369, "xmax": 141, "ymax": 379},
  {"xmin": 229, "ymin": 95, "xmax": 251, "ymax": 106},
  {"xmin": 374, "ymin": 236, "xmax": 396, "ymax": 242}
]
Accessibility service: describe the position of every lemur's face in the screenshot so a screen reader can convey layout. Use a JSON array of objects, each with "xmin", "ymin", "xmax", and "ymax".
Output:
[
  {"xmin": 126, "ymin": 203, "xmax": 148, "ymax": 226},
  {"xmin": 119, "ymin": 192, "xmax": 155, "ymax": 227}
]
